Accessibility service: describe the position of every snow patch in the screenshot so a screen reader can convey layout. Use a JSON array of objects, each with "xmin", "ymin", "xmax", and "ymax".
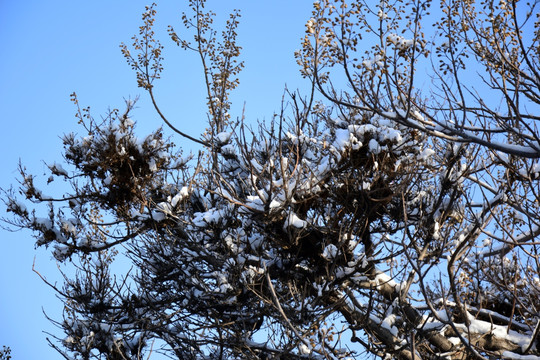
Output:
[
  {"xmin": 417, "ymin": 148, "xmax": 435, "ymax": 161},
  {"xmin": 322, "ymin": 244, "xmax": 339, "ymax": 260},
  {"xmin": 284, "ymin": 212, "xmax": 307, "ymax": 229}
]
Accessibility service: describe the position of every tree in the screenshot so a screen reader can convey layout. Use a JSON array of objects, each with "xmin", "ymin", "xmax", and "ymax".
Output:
[
  {"xmin": 3, "ymin": 0, "xmax": 540, "ymax": 359},
  {"xmin": 0, "ymin": 346, "xmax": 12, "ymax": 360}
]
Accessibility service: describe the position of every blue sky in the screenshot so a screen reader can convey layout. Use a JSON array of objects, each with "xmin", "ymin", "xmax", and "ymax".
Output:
[{"xmin": 0, "ymin": 1, "xmax": 314, "ymax": 358}]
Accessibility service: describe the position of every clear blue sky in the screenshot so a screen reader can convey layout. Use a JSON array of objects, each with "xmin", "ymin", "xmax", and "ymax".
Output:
[{"xmin": 0, "ymin": 1, "xmax": 313, "ymax": 358}]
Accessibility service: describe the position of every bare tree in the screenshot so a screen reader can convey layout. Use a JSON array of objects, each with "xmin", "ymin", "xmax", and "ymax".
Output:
[
  {"xmin": 3, "ymin": 0, "xmax": 540, "ymax": 359},
  {"xmin": 0, "ymin": 346, "xmax": 12, "ymax": 360}
]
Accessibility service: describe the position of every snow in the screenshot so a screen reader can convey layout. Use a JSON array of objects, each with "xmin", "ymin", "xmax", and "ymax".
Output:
[
  {"xmin": 48, "ymin": 161, "xmax": 69, "ymax": 176},
  {"xmin": 53, "ymin": 244, "xmax": 71, "ymax": 261},
  {"xmin": 455, "ymin": 314, "xmax": 535, "ymax": 352},
  {"xmin": 387, "ymin": 33, "xmax": 415, "ymax": 49},
  {"xmin": 422, "ymin": 319, "xmax": 446, "ymax": 331},
  {"xmin": 171, "ymin": 186, "xmax": 190, "ymax": 207},
  {"xmin": 411, "ymin": 109, "xmax": 425, "ymax": 122},
  {"xmin": 152, "ymin": 202, "xmax": 173, "ymax": 221},
  {"xmin": 336, "ymin": 265, "xmax": 356, "ymax": 278},
  {"xmin": 245, "ymin": 195, "xmax": 265, "ymax": 211},
  {"xmin": 269, "ymin": 198, "xmax": 283, "ymax": 210},
  {"xmin": 369, "ymin": 139, "xmax": 381, "ymax": 154},
  {"xmin": 519, "ymin": 163, "xmax": 540, "ymax": 178},
  {"xmin": 151, "ymin": 211, "xmax": 166, "ymax": 222},
  {"xmin": 34, "ymin": 217, "xmax": 53, "ymax": 229},
  {"xmin": 148, "ymin": 158, "xmax": 157, "ymax": 172},
  {"xmin": 500, "ymin": 352, "xmax": 540, "ymax": 360},
  {"xmin": 216, "ymin": 131, "xmax": 232, "ymax": 145},
  {"xmin": 373, "ymin": 271, "xmax": 400, "ymax": 291},
  {"xmin": 221, "ymin": 144, "xmax": 236, "ymax": 157},
  {"xmin": 192, "ymin": 208, "xmax": 225, "ymax": 227},
  {"xmin": 381, "ymin": 111, "xmax": 397, "ymax": 119},
  {"xmin": 128, "ymin": 208, "xmax": 149, "ymax": 221},
  {"xmin": 118, "ymin": 145, "xmax": 127, "ymax": 156},
  {"xmin": 496, "ymin": 151, "xmax": 510, "ymax": 163},
  {"xmin": 379, "ymin": 127, "xmax": 403, "ymax": 143},
  {"xmin": 334, "ymin": 128, "xmax": 351, "ymax": 151},
  {"xmin": 381, "ymin": 314, "xmax": 399, "ymax": 336},
  {"xmin": 363, "ymin": 55, "xmax": 384, "ymax": 70},
  {"xmin": 459, "ymin": 129, "xmax": 540, "ymax": 158},
  {"xmin": 322, "ymin": 244, "xmax": 339, "ymax": 260},
  {"xmin": 417, "ymin": 148, "xmax": 435, "ymax": 161},
  {"xmin": 298, "ymin": 343, "xmax": 311, "ymax": 354},
  {"xmin": 103, "ymin": 174, "xmax": 112, "ymax": 185},
  {"xmin": 330, "ymin": 122, "xmax": 404, "ymax": 156},
  {"xmin": 9, "ymin": 199, "xmax": 27, "ymax": 215},
  {"xmin": 248, "ymin": 234, "xmax": 264, "ymax": 249},
  {"xmin": 284, "ymin": 212, "xmax": 307, "ymax": 229}
]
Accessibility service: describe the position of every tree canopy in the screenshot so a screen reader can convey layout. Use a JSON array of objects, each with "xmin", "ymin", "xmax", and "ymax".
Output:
[{"xmin": 4, "ymin": 0, "xmax": 540, "ymax": 359}]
